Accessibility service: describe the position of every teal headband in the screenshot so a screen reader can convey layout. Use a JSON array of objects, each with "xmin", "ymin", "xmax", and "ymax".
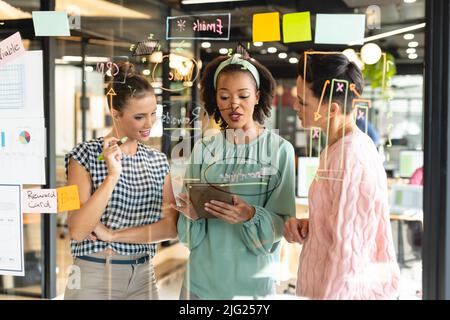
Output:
[{"xmin": 213, "ymin": 54, "xmax": 260, "ymax": 89}]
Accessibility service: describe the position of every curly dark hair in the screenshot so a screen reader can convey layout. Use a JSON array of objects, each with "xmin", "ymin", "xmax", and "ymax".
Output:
[
  {"xmin": 297, "ymin": 50, "xmax": 364, "ymax": 114},
  {"xmin": 200, "ymin": 55, "xmax": 276, "ymax": 129}
]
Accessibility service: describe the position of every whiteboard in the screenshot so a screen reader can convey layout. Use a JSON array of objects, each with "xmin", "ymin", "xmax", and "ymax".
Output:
[{"xmin": 0, "ymin": 184, "xmax": 24, "ymax": 276}]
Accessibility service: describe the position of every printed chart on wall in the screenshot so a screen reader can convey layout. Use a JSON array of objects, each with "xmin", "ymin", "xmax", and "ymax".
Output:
[
  {"xmin": 0, "ymin": 118, "xmax": 46, "ymax": 184},
  {"xmin": 0, "ymin": 184, "xmax": 24, "ymax": 276},
  {"xmin": 0, "ymin": 50, "xmax": 46, "ymax": 184}
]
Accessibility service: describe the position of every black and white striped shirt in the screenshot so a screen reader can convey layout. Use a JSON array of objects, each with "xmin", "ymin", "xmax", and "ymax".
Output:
[{"xmin": 65, "ymin": 137, "xmax": 169, "ymax": 257}]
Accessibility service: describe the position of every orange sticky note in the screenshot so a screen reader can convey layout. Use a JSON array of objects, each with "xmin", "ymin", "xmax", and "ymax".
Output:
[
  {"xmin": 252, "ymin": 12, "xmax": 281, "ymax": 42},
  {"xmin": 56, "ymin": 185, "xmax": 80, "ymax": 212},
  {"xmin": 282, "ymin": 12, "xmax": 312, "ymax": 43}
]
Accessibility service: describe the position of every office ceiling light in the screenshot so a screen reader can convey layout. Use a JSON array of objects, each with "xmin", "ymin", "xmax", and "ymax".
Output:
[
  {"xmin": 253, "ymin": 42, "xmax": 263, "ymax": 47},
  {"xmin": 150, "ymin": 51, "xmax": 163, "ymax": 63},
  {"xmin": 403, "ymin": 33, "xmax": 415, "ymax": 40},
  {"xmin": 404, "ymin": 0, "xmax": 416, "ymax": 3},
  {"xmin": 406, "ymin": 48, "xmax": 416, "ymax": 54},
  {"xmin": 85, "ymin": 56, "xmax": 109, "ymax": 63},
  {"xmin": 289, "ymin": 57, "xmax": 299, "ymax": 64},
  {"xmin": 201, "ymin": 42, "xmax": 211, "ymax": 49},
  {"xmin": 62, "ymin": 56, "xmax": 83, "ymax": 62},
  {"xmin": 351, "ymin": 23, "xmax": 425, "ymax": 45},
  {"xmin": 170, "ymin": 41, "xmax": 191, "ymax": 48},
  {"xmin": 278, "ymin": 53, "xmax": 287, "ymax": 59},
  {"xmin": 55, "ymin": 59, "xmax": 70, "ymax": 64},
  {"xmin": 0, "ymin": 0, "xmax": 31, "ymax": 19},
  {"xmin": 182, "ymin": 0, "xmax": 247, "ymax": 4},
  {"xmin": 56, "ymin": 0, "xmax": 150, "ymax": 19},
  {"xmin": 342, "ymin": 48, "xmax": 357, "ymax": 61},
  {"xmin": 408, "ymin": 41, "xmax": 419, "ymax": 48},
  {"xmin": 267, "ymin": 47, "xmax": 277, "ymax": 53},
  {"xmin": 360, "ymin": 43, "xmax": 382, "ymax": 65},
  {"xmin": 342, "ymin": 48, "xmax": 364, "ymax": 70},
  {"xmin": 219, "ymin": 48, "xmax": 229, "ymax": 55},
  {"xmin": 408, "ymin": 53, "xmax": 418, "ymax": 59}
]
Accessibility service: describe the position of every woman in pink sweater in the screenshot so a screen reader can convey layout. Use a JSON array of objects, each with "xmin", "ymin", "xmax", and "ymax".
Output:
[{"xmin": 285, "ymin": 52, "xmax": 400, "ymax": 299}]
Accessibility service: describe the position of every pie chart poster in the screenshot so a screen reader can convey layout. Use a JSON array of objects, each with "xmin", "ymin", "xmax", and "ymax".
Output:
[
  {"xmin": 0, "ymin": 124, "xmax": 45, "ymax": 156},
  {"xmin": 18, "ymin": 130, "xmax": 31, "ymax": 145}
]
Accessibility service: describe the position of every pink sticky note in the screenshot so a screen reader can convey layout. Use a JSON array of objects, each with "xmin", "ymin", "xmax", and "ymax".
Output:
[{"xmin": 0, "ymin": 32, "xmax": 26, "ymax": 67}]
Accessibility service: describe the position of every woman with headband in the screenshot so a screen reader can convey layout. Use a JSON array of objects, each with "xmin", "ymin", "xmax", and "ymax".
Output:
[
  {"xmin": 64, "ymin": 63, "xmax": 178, "ymax": 300},
  {"xmin": 173, "ymin": 54, "xmax": 296, "ymax": 299}
]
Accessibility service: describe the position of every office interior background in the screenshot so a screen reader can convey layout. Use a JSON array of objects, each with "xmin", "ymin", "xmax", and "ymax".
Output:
[{"xmin": 0, "ymin": 0, "xmax": 449, "ymax": 300}]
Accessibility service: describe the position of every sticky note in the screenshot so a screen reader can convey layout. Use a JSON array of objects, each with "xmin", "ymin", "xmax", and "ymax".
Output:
[
  {"xmin": 315, "ymin": 14, "xmax": 366, "ymax": 45},
  {"xmin": 0, "ymin": 32, "xmax": 26, "ymax": 67},
  {"xmin": 282, "ymin": 12, "xmax": 312, "ymax": 43},
  {"xmin": 57, "ymin": 185, "xmax": 80, "ymax": 212},
  {"xmin": 22, "ymin": 189, "xmax": 58, "ymax": 213},
  {"xmin": 252, "ymin": 12, "xmax": 281, "ymax": 42},
  {"xmin": 32, "ymin": 11, "xmax": 71, "ymax": 37}
]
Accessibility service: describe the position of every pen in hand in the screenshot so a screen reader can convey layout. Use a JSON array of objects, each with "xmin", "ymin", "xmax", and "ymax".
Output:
[{"xmin": 97, "ymin": 136, "xmax": 128, "ymax": 161}]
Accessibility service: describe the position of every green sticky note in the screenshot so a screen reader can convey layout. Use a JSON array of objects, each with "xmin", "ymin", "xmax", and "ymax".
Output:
[
  {"xmin": 32, "ymin": 11, "xmax": 71, "ymax": 37},
  {"xmin": 252, "ymin": 12, "xmax": 281, "ymax": 42},
  {"xmin": 282, "ymin": 12, "xmax": 312, "ymax": 43}
]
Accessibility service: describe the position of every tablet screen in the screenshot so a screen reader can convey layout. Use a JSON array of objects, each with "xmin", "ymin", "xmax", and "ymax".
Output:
[{"xmin": 186, "ymin": 183, "xmax": 233, "ymax": 219}]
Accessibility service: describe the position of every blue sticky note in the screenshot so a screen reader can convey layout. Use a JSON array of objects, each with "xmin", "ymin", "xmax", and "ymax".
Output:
[
  {"xmin": 32, "ymin": 11, "xmax": 71, "ymax": 37},
  {"xmin": 315, "ymin": 14, "xmax": 366, "ymax": 45}
]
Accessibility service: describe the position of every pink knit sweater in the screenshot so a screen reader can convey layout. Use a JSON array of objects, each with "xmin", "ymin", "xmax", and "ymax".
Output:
[{"xmin": 297, "ymin": 129, "xmax": 400, "ymax": 299}]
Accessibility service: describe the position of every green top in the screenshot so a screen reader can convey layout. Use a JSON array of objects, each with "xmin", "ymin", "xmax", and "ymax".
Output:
[{"xmin": 177, "ymin": 129, "xmax": 296, "ymax": 299}]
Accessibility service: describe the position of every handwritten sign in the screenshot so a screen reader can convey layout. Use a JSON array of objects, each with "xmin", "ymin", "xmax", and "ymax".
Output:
[
  {"xmin": 21, "ymin": 185, "xmax": 80, "ymax": 213},
  {"xmin": 57, "ymin": 185, "xmax": 80, "ymax": 212},
  {"xmin": 22, "ymin": 189, "xmax": 58, "ymax": 213},
  {"xmin": 0, "ymin": 32, "xmax": 25, "ymax": 67},
  {"xmin": 151, "ymin": 54, "xmax": 200, "ymax": 92},
  {"xmin": 94, "ymin": 57, "xmax": 129, "ymax": 84},
  {"xmin": 167, "ymin": 13, "xmax": 230, "ymax": 40}
]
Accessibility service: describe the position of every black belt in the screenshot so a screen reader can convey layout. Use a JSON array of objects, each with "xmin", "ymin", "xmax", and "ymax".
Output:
[{"xmin": 77, "ymin": 255, "xmax": 150, "ymax": 265}]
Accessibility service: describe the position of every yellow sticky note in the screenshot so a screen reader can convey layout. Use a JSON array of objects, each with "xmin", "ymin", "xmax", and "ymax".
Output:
[
  {"xmin": 56, "ymin": 185, "xmax": 80, "ymax": 212},
  {"xmin": 283, "ymin": 12, "xmax": 312, "ymax": 43},
  {"xmin": 252, "ymin": 12, "xmax": 281, "ymax": 42}
]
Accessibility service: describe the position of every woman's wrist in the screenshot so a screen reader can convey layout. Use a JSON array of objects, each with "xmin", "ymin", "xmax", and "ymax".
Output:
[
  {"xmin": 246, "ymin": 206, "xmax": 256, "ymax": 221},
  {"xmin": 108, "ymin": 230, "xmax": 117, "ymax": 242},
  {"xmin": 105, "ymin": 174, "xmax": 120, "ymax": 185}
]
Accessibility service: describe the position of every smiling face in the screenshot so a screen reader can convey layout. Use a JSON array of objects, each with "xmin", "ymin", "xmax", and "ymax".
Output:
[
  {"xmin": 215, "ymin": 71, "xmax": 260, "ymax": 130},
  {"xmin": 112, "ymin": 93, "xmax": 157, "ymax": 141}
]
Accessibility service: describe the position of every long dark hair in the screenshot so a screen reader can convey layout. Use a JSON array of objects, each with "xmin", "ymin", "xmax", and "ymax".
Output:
[{"xmin": 297, "ymin": 51, "xmax": 364, "ymax": 114}]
